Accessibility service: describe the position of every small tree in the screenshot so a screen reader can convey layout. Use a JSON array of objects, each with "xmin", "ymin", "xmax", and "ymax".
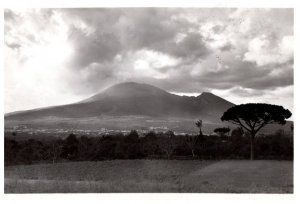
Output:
[
  {"xmin": 126, "ymin": 130, "xmax": 139, "ymax": 141},
  {"xmin": 214, "ymin": 127, "xmax": 230, "ymax": 137},
  {"xmin": 195, "ymin": 120, "xmax": 203, "ymax": 136},
  {"xmin": 158, "ymin": 130, "xmax": 176, "ymax": 159},
  {"xmin": 193, "ymin": 120, "xmax": 205, "ymax": 157},
  {"xmin": 48, "ymin": 141, "xmax": 63, "ymax": 164},
  {"xmin": 62, "ymin": 133, "xmax": 79, "ymax": 160},
  {"xmin": 184, "ymin": 135, "xmax": 198, "ymax": 158},
  {"xmin": 144, "ymin": 131, "xmax": 158, "ymax": 156},
  {"xmin": 221, "ymin": 103, "xmax": 292, "ymax": 160}
]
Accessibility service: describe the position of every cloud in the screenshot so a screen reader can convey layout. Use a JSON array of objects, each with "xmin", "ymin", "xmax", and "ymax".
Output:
[
  {"xmin": 220, "ymin": 43, "xmax": 234, "ymax": 52},
  {"xmin": 243, "ymin": 34, "xmax": 294, "ymax": 66},
  {"xmin": 68, "ymin": 27, "xmax": 122, "ymax": 68},
  {"xmin": 212, "ymin": 85, "xmax": 294, "ymax": 113},
  {"xmin": 4, "ymin": 8, "xmax": 294, "ymax": 113},
  {"xmin": 168, "ymin": 32, "xmax": 210, "ymax": 59}
]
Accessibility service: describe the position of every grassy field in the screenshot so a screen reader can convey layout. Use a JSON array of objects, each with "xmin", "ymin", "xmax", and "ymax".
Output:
[{"xmin": 5, "ymin": 160, "xmax": 293, "ymax": 193}]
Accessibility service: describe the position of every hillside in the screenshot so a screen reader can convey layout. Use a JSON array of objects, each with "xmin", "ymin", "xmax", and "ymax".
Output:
[{"xmin": 5, "ymin": 82, "xmax": 234, "ymax": 121}]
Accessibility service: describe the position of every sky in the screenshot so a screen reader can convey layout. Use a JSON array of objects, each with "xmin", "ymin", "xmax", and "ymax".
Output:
[{"xmin": 4, "ymin": 8, "xmax": 294, "ymax": 114}]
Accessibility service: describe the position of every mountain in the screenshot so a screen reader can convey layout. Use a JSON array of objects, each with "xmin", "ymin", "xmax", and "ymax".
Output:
[{"xmin": 5, "ymin": 82, "xmax": 234, "ymax": 121}]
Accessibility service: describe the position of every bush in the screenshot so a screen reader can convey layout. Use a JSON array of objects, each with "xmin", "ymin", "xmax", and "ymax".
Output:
[{"xmin": 4, "ymin": 130, "xmax": 294, "ymax": 165}]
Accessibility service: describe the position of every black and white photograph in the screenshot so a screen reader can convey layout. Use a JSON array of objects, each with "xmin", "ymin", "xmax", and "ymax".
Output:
[{"xmin": 2, "ymin": 2, "xmax": 295, "ymax": 196}]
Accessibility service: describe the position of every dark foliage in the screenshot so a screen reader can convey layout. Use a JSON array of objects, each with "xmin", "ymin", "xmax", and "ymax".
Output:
[
  {"xmin": 221, "ymin": 103, "xmax": 292, "ymax": 127},
  {"xmin": 195, "ymin": 120, "xmax": 203, "ymax": 136},
  {"xmin": 221, "ymin": 103, "xmax": 292, "ymax": 160},
  {"xmin": 214, "ymin": 127, "xmax": 231, "ymax": 139},
  {"xmin": 61, "ymin": 133, "xmax": 79, "ymax": 160},
  {"xmin": 4, "ymin": 129, "xmax": 293, "ymax": 166}
]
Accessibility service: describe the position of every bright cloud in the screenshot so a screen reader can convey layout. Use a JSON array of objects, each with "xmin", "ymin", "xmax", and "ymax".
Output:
[{"xmin": 244, "ymin": 35, "xmax": 294, "ymax": 66}]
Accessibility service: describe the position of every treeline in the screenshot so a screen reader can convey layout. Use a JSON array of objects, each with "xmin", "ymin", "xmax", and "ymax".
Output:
[{"xmin": 5, "ymin": 129, "xmax": 293, "ymax": 166}]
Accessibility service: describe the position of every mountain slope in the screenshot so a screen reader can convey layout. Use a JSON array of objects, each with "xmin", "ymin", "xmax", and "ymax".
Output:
[
  {"xmin": 5, "ymin": 82, "xmax": 234, "ymax": 121},
  {"xmin": 82, "ymin": 82, "xmax": 171, "ymax": 102}
]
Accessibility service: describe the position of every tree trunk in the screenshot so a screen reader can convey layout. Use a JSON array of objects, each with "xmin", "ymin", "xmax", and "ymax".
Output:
[
  {"xmin": 250, "ymin": 133, "xmax": 255, "ymax": 160},
  {"xmin": 199, "ymin": 129, "xmax": 203, "ymax": 136},
  {"xmin": 165, "ymin": 150, "xmax": 171, "ymax": 160},
  {"xmin": 191, "ymin": 149, "xmax": 195, "ymax": 158}
]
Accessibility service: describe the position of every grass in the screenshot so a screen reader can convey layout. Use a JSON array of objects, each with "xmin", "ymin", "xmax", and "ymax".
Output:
[{"xmin": 5, "ymin": 160, "xmax": 293, "ymax": 193}]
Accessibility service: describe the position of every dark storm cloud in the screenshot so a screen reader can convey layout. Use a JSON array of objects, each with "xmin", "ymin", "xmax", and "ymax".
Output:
[
  {"xmin": 123, "ymin": 8, "xmax": 180, "ymax": 47},
  {"xmin": 69, "ymin": 62, "xmax": 118, "ymax": 94},
  {"xmin": 61, "ymin": 8, "xmax": 290, "ymax": 95},
  {"xmin": 5, "ymin": 8, "xmax": 294, "ymax": 99},
  {"xmin": 68, "ymin": 27, "xmax": 122, "ymax": 68},
  {"xmin": 165, "ymin": 33, "xmax": 211, "ymax": 59},
  {"xmin": 199, "ymin": 62, "xmax": 292, "ymax": 91},
  {"xmin": 55, "ymin": 8, "xmax": 215, "ymax": 93},
  {"xmin": 242, "ymin": 68, "xmax": 293, "ymax": 89},
  {"xmin": 64, "ymin": 8, "xmax": 210, "ymax": 70},
  {"xmin": 212, "ymin": 24, "xmax": 226, "ymax": 34},
  {"xmin": 145, "ymin": 55, "xmax": 293, "ymax": 94},
  {"xmin": 220, "ymin": 43, "xmax": 234, "ymax": 52}
]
